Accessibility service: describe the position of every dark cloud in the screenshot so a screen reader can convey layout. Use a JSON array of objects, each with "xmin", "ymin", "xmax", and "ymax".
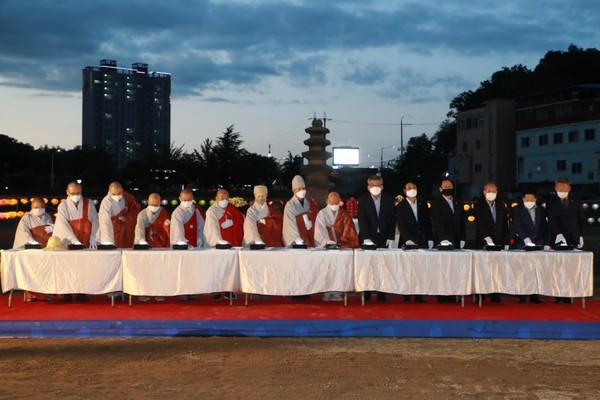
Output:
[{"xmin": 0, "ymin": 0, "xmax": 597, "ymax": 98}]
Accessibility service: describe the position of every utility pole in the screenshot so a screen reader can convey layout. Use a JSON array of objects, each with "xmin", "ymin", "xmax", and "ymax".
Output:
[{"xmin": 400, "ymin": 116, "xmax": 413, "ymax": 157}]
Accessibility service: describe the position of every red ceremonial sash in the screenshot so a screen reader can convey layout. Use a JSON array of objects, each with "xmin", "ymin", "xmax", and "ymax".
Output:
[
  {"xmin": 183, "ymin": 208, "xmax": 199, "ymax": 247},
  {"xmin": 68, "ymin": 198, "xmax": 92, "ymax": 247},
  {"xmin": 257, "ymin": 205, "xmax": 284, "ymax": 247},
  {"xmin": 144, "ymin": 208, "xmax": 170, "ymax": 248},
  {"xmin": 218, "ymin": 204, "xmax": 244, "ymax": 246},
  {"xmin": 328, "ymin": 209, "xmax": 359, "ymax": 248},
  {"xmin": 295, "ymin": 202, "xmax": 318, "ymax": 247},
  {"xmin": 122, "ymin": 191, "xmax": 141, "ymax": 247},
  {"xmin": 111, "ymin": 208, "xmax": 128, "ymax": 248},
  {"xmin": 30, "ymin": 225, "xmax": 52, "ymax": 246}
]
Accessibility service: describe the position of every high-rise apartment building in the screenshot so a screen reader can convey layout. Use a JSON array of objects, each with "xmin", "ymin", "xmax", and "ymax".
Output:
[{"xmin": 82, "ymin": 59, "xmax": 171, "ymax": 168}]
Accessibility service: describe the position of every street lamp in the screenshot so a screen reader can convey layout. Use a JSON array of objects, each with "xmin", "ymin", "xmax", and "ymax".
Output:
[{"xmin": 380, "ymin": 145, "xmax": 396, "ymax": 170}]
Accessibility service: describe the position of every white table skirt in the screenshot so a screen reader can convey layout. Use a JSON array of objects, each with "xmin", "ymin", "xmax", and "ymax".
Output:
[
  {"xmin": 238, "ymin": 248, "xmax": 354, "ymax": 295},
  {"xmin": 122, "ymin": 249, "xmax": 240, "ymax": 296},
  {"xmin": 354, "ymin": 249, "xmax": 473, "ymax": 295},
  {"xmin": 1, "ymin": 249, "xmax": 122, "ymax": 295},
  {"xmin": 472, "ymin": 250, "xmax": 594, "ymax": 297}
]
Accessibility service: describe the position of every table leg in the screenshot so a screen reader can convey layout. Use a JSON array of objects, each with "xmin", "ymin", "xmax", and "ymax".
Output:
[
  {"xmin": 361, "ymin": 292, "xmax": 365, "ymax": 306},
  {"xmin": 461, "ymin": 295, "xmax": 464, "ymax": 308},
  {"xmin": 582, "ymin": 297, "xmax": 586, "ymax": 310},
  {"xmin": 245, "ymin": 293, "xmax": 248, "ymax": 306},
  {"xmin": 344, "ymin": 292, "xmax": 347, "ymax": 307},
  {"xmin": 478, "ymin": 294, "xmax": 482, "ymax": 308},
  {"xmin": 8, "ymin": 289, "xmax": 13, "ymax": 308},
  {"xmin": 129, "ymin": 295, "xmax": 132, "ymax": 307}
]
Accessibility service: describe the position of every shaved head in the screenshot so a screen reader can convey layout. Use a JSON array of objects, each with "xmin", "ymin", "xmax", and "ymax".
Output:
[
  {"xmin": 148, "ymin": 193, "xmax": 161, "ymax": 206},
  {"xmin": 108, "ymin": 182, "xmax": 123, "ymax": 195}
]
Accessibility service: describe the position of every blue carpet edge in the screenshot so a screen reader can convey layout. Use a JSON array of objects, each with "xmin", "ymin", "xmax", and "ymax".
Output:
[{"xmin": 0, "ymin": 319, "xmax": 599, "ymax": 339}]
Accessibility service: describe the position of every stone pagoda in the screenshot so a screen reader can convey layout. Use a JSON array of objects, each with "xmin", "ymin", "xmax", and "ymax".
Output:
[{"xmin": 302, "ymin": 118, "xmax": 334, "ymax": 207}]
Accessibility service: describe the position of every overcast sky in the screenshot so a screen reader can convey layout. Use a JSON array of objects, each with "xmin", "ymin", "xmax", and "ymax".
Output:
[{"xmin": 0, "ymin": 0, "xmax": 598, "ymax": 166}]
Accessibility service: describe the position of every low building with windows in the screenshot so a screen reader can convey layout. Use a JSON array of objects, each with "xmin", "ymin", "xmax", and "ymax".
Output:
[{"xmin": 515, "ymin": 85, "xmax": 600, "ymax": 186}]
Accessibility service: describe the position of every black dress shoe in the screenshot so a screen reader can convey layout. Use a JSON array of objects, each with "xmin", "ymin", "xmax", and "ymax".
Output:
[
  {"xmin": 415, "ymin": 296, "xmax": 425, "ymax": 303},
  {"xmin": 403, "ymin": 296, "xmax": 411, "ymax": 303},
  {"xmin": 530, "ymin": 295, "xmax": 542, "ymax": 304},
  {"xmin": 363, "ymin": 292, "xmax": 372, "ymax": 302},
  {"xmin": 63, "ymin": 294, "xmax": 73, "ymax": 302},
  {"xmin": 76, "ymin": 294, "xmax": 90, "ymax": 302},
  {"xmin": 518, "ymin": 296, "xmax": 526, "ymax": 304},
  {"xmin": 377, "ymin": 293, "xmax": 387, "ymax": 302},
  {"xmin": 490, "ymin": 294, "xmax": 502, "ymax": 303}
]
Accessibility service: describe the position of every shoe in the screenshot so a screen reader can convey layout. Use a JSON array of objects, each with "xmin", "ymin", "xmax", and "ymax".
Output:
[
  {"xmin": 490, "ymin": 294, "xmax": 502, "ymax": 303},
  {"xmin": 530, "ymin": 295, "xmax": 542, "ymax": 304},
  {"xmin": 292, "ymin": 295, "xmax": 310, "ymax": 301},
  {"xmin": 139, "ymin": 296, "xmax": 150, "ymax": 302},
  {"xmin": 403, "ymin": 296, "xmax": 411, "ymax": 303},
  {"xmin": 212, "ymin": 294, "xmax": 222, "ymax": 301},
  {"xmin": 518, "ymin": 296, "xmax": 526, "ymax": 304},
  {"xmin": 76, "ymin": 294, "xmax": 90, "ymax": 302},
  {"xmin": 322, "ymin": 293, "xmax": 332, "ymax": 301},
  {"xmin": 188, "ymin": 295, "xmax": 199, "ymax": 300},
  {"xmin": 63, "ymin": 294, "xmax": 73, "ymax": 302},
  {"xmin": 179, "ymin": 295, "xmax": 189, "ymax": 301},
  {"xmin": 363, "ymin": 292, "xmax": 372, "ymax": 302},
  {"xmin": 44, "ymin": 295, "xmax": 54, "ymax": 301},
  {"xmin": 330, "ymin": 293, "xmax": 343, "ymax": 302},
  {"xmin": 377, "ymin": 293, "xmax": 387, "ymax": 302},
  {"xmin": 414, "ymin": 295, "xmax": 425, "ymax": 303},
  {"xmin": 223, "ymin": 292, "xmax": 237, "ymax": 300},
  {"xmin": 155, "ymin": 297, "xmax": 165, "ymax": 302}
]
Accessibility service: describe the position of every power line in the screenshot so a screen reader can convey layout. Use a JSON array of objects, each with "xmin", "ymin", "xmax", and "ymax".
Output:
[{"xmin": 330, "ymin": 119, "xmax": 437, "ymax": 127}]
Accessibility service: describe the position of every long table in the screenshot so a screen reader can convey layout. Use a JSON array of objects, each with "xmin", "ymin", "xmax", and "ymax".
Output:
[
  {"xmin": 1, "ymin": 248, "xmax": 594, "ymax": 308},
  {"xmin": 1, "ymin": 249, "xmax": 122, "ymax": 307},
  {"xmin": 238, "ymin": 248, "xmax": 354, "ymax": 304}
]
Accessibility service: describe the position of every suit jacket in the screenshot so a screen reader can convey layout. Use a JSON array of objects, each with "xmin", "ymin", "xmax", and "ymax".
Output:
[
  {"xmin": 546, "ymin": 195, "xmax": 585, "ymax": 246},
  {"xmin": 512, "ymin": 203, "xmax": 548, "ymax": 248},
  {"xmin": 357, "ymin": 191, "xmax": 396, "ymax": 248},
  {"xmin": 430, "ymin": 195, "xmax": 465, "ymax": 246},
  {"xmin": 396, "ymin": 198, "xmax": 432, "ymax": 248},
  {"xmin": 474, "ymin": 198, "xmax": 509, "ymax": 248}
]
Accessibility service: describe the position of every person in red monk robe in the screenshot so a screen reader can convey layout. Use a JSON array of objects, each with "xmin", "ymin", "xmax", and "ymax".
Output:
[
  {"xmin": 170, "ymin": 189, "xmax": 205, "ymax": 248},
  {"xmin": 99, "ymin": 182, "xmax": 140, "ymax": 248},
  {"xmin": 242, "ymin": 185, "xmax": 284, "ymax": 247},
  {"xmin": 13, "ymin": 197, "xmax": 55, "ymax": 302},
  {"xmin": 282, "ymin": 175, "xmax": 318, "ymax": 247},
  {"xmin": 134, "ymin": 193, "xmax": 170, "ymax": 248},
  {"xmin": 204, "ymin": 189, "xmax": 244, "ymax": 247}
]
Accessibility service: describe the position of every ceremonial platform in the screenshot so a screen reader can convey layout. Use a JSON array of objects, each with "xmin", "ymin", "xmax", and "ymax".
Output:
[{"xmin": 1, "ymin": 293, "xmax": 599, "ymax": 340}]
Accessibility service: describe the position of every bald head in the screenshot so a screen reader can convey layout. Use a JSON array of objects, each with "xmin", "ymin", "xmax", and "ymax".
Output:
[
  {"xmin": 147, "ymin": 193, "xmax": 161, "ymax": 207},
  {"xmin": 66, "ymin": 182, "xmax": 82, "ymax": 196},
  {"xmin": 179, "ymin": 189, "xmax": 194, "ymax": 202},
  {"xmin": 326, "ymin": 192, "xmax": 341, "ymax": 206},
  {"xmin": 216, "ymin": 189, "xmax": 229, "ymax": 201},
  {"xmin": 31, "ymin": 197, "xmax": 45, "ymax": 210},
  {"xmin": 108, "ymin": 182, "xmax": 123, "ymax": 196}
]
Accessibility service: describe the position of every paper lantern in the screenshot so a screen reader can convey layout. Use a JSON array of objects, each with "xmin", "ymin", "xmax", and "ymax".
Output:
[
  {"xmin": 463, "ymin": 204, "xmax": 470, "ymax": 211},
  {"xmin": 467, "ymin": 215, "xmax": 475, "ymax": 222},
  {"xmin": 51, "ymin": 198, "xmax": 60, "ymax": 205}
]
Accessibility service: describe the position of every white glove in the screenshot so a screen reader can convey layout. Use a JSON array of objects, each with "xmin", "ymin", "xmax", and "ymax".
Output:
[
  {"xmin": 139, "ymin": 239, "xmax": 148, "ymax": 245},
  {"xmin": 460, "ymin": 240, "xmax": 465, "ymax": 249},
  {"xmin": 543, "ymin": 245, "xmax": 550, "ymax": 250},
  {"xmin": 504, "ymin": 245, "xmax": 509, "ymax": 250},
  {"xmin": 405, "ymin": 240, "xmax": 416, "ymax": 246},
  {"xmin": 484, "ymin": 236, "xmax": 495, "ymax": 246},
  {"xmin": 118, "ymin": 216, "xmax": 126, "ymax": 222},
  {"xmin": 524, "ymin": 237, "xmax": 534, "ymax": 247},
  {"xmin": 221, "ymin": 218, "xmax": 233, "ymax": 229},
  {"xmin": 578, "ymin": 236, "xmax": 584, "ymax": 249},
  {"xmin": 555, "ymin": 233, "xmax": 566, "ymax": 244},
  {"xmin": 254, "ymin": 240, "xmax": 265, "ymax": 245},
  {"xmin": 362, "ymin": 239, "xmax": 375, "ymax": 246},
  {"xmin": 440, "ymin": 240, "xmax": 452, "ymax": 246},
  {"xmin": 386, "ymin": 239, "xmax": 394, "ymax": 248},
  {"xmin": 326, "ymin": 240, "xmax": 337, "ymax": 246},
  {"xmin": 302, "ymin": 214, "xmax": 313, "ymax": 231},
  {"xmin": 164, "ymin": 219, "xmax": 171, "ymax": 226},
  {"xmin": 258, "ymin": 218, "xmax": 266, "ymax": 225},
  {"xmin": 71, "ymin": 238, "xmax": 82, "ymax": 245},
  {"xmin": 44, "ymin": 225, "xmax": 54, "ymax": 234},
  {"xmin": 89, "ymin": 238, "xmax": 98, "ymax": 250},
  {"xmin": 294, "ymin": 238, "xmax": 305, "ymax": 245},
  {"xmin": 217, "ymin": 239, "xmax": 230, "ymax": 245},
  {"xmin": 427, "ymin": 240, "xmax": 434, "ymax": 249}
]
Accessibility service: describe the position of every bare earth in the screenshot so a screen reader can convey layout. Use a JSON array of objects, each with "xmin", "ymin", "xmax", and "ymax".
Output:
[{"xmin": 0, "ymin": 338, "xmax": 599, "ymax": 399}]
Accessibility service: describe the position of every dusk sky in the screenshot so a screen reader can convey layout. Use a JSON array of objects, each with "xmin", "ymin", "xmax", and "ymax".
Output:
[{"xmin": 0, "ymin": 0, "xmax": 599, "ymax": 167}]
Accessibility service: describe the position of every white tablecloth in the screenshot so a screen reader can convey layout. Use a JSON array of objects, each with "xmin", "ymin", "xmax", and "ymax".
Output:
[
  {"xmin": 238, "ymin": 248, "xmax": 354, "ymax": 295},
  {"xmin": 472, "ymin": 250, "xmax": 594, "ymax": 297},
  {"xmin": 1, "ymin": 249, "xmax": 122, "ymax": 294},
  {"xmin": 122, "ymin": 249, "xmax": 240, "ymax": 296},
  {"xmin": 353, "ymin": 249, "xmax": 473, "ymax": 295}
]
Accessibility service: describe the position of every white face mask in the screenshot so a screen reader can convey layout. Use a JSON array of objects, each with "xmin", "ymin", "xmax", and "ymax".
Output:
[
  {"xmin": 296, "ymin": 190, "xmax": 306, "ymax": 199},
  {"xmin": 485, "ymin": 192, "xmax": 497, "ymax": 202},
  {"xmin": 180, "ymin": 200, "xmax": 193, "ymax": 209},
  {"xmin": 406, "ymin": 189, "xmax": 417, "ymax": 198},
  {"xmin": 557, "ymin": 191, "xmax": 569, "ymax": 199},
  {"xmin": 111, "ymin": 194, "xmax": 123, "ymax": 202},
  {"xmin": 148, "ymin": 205, "xmax": 160, "ymax": 213},
  {"xmin": 328, "ymin": 204, "xmax": 340, "ymax": 212},
  {"xmin": 69, "ymin": 195, "xmax": 81, "ymax": 203},
  {"xmin": 369, "ymin": 187, "xmax": 382, "ymax": 196},
  {"xmin": 523, "ymin": 201, "xmax": 536, "ymax": 210},
  {"xmin": 218, "ymin": 199, "xmax": 229, "ymax": 208},
  {"xmin": 31, "ymin": 208, "xmax": 45, "ymax": 217}
]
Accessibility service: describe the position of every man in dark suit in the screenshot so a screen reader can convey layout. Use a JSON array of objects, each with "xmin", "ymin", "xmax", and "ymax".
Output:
[
  {"xmin": 430, "ymin": 178, "xmax": 465, "ymax": 248},
  {"xmin": 396, "ymin": 180, "xmax": 432, "ymax": 303},
  {"xmin": 474, "ymin": 182, "xmax": 509, "ymax": 249},
  {"xmin": 357, "ymin": 175, "xmax": 396, "ymax": 302},
  {"xmin": 546, "ymin": 177, "xmax": 585, "ymax": 304},
  {"xmin": 474, "ymin": 182, "xmax": 509, "ymax": 303},
  {"xmin": 512, "ymin": 187, "xmax": 548, "ymax": 304},
  {"xmin": 546, "ymin": 177, "xmax": 585, "ymax": 248}
]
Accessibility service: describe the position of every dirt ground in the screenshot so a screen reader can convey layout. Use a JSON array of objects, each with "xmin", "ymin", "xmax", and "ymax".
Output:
[{"xmin": 0, "ymin": 337, "xmax": 598, "ymax": 399}]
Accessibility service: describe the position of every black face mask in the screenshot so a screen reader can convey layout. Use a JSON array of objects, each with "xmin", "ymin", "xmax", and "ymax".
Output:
[{"xmin": 441, "ymin": 188, "xmax": 454, "ymax": 196}]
